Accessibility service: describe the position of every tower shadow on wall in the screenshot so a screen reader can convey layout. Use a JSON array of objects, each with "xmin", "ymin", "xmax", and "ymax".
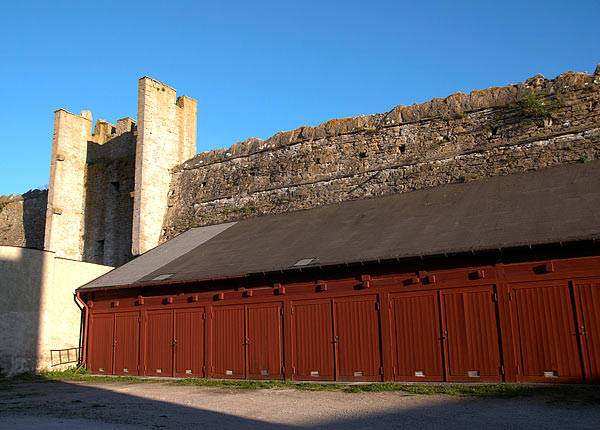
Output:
[
  {"xmin": 83, "ymin": 127, "xmax": 136, "ymax": 268},
  {"xmin": 0, "ymin": 247, "xmax": 45, "ymax": 377},
  {"xmin": 22, "ymin": 189, "xmax": 47, "ymax": 250}
]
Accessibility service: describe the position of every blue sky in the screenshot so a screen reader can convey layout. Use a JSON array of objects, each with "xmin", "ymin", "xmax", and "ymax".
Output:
[{"xmin": 0, "ymin": 0, "xmax": 598, "ymax": 196}]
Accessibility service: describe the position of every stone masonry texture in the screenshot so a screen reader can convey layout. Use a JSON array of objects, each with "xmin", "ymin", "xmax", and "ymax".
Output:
[
  {"xmin": 0, "ymin": 190, "xmax": 47, "ymax": 249},
  {"xmin": 44, "ymin": 109, "xmax": 137, "ymax": 267},
  {"xmin": 132, "ymin": 77, "xmax": 197, "ymax": 256},
  {"xmin": 1, "ymin": 68, "xmax": 599, "ymax": 267},
  {"xmin": 162, "ymin": 68, "xmax": 600, "ymax": 242}
]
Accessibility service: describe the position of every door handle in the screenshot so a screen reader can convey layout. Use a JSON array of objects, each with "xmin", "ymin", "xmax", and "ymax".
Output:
[
  {"xmin": 243, "ymin": 337, "xmax": 250, "ymax": 345},
  {"xmin": 333, "ymin": 336, "xmax": 339, "ymax": 344}
]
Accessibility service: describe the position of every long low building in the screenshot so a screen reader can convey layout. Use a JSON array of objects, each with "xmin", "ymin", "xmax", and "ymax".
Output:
[{"xmin": 77, "ymin": 161, "xmax": 600, "ymax": 383}]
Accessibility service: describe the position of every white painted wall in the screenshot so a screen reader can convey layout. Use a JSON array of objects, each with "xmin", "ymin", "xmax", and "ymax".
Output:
[{"xmin": 0, "ymin": 246, "xmax": 112, "ymax": 376}]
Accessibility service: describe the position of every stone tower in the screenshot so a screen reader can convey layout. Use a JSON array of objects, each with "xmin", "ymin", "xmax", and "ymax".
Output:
[
  {"xmin": 132, "ymin": 77, "xmax": 197, "ymax": 256},
  {"xmin": 44, "ymin": 109, "xmax": 93, "ymax": 261},
  {"xmin": 44, "ymin": 77, "xmax": 197, "ymax": 265}
]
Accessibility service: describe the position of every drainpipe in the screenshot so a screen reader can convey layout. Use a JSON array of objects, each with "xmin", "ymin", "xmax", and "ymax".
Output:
[{"xmin": 74, "ymin": 291, "xmax": 89, "ymax": 371}]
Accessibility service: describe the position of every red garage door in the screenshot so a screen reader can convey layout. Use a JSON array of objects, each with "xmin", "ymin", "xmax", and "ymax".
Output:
[
  {"xmin": 174, "ymin": 308, "xmax": 205, "ymax": 377},
  {"xmin": 212, "ymin": 305, "xmax": 245, "ymax": 378},
  {"xmin": 114, "ymin": 312, "xmax": 139, "ymax": 375},
  {"xmin": 511, "ymin": 282, "xmax": 583, "ymax": 382},
  {"xmin": 441, "ymin": 287, "xmax": 502, "ymax": 382},
  {"xmin": 88, "ymin": 313, "xmax": 114, "ymax": 375},
  {"xmin": 145, "ymin": 310, "xmax": 173, "ymax": 376},
  {"xmin": 390, "ymin": 291, "xmax": 444, "ymax": 381},
  {"xmin": 334, "ymin": 296, "xmax": 381, "ymax": 381},
  {"xmin": 575, "ymin": 282, "xmax": 600, "ymax": 382},
  {"xmin": 292, "ymin": 299, "xmax": 335, "ymax": 381},
  {"xmin": 246, "ymin": 303, "xmax": 283, "ymax": 379}
]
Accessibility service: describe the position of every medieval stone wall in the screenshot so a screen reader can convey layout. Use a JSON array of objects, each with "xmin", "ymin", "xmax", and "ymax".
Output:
[
  {"xmin": 0, "ymin": 190, "xmax": 47, "ymax": 250},
  {"xmin": 162, "ymin": 68, "xmax": 600, "ymax": 242}
]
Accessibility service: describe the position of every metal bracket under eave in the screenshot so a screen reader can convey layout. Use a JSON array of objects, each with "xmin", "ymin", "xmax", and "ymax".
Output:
[
  {"xmin": 273, "ymin": 283, "xmax": 286, "ymax": 295},
  {"xmin": 361, "ymin": 274, "xmax": 371, "ymax": 289},
  {"xmin": 316, "ymin": 280, "xmax": 328, "ymax": 292}
]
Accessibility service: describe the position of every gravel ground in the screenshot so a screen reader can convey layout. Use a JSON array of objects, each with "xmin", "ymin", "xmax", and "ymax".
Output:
[{"xmin": 0, "ymin": 381, "xmax": 599, "ymax": 429}]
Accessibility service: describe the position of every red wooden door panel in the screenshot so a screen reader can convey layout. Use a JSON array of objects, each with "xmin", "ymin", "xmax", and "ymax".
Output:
[
  {"xmin": 174, "ymin": 308, "xmax": 205, "ymax": 377},
  {"xmin": 145, "ymin": 310, "xmax": 174, "ymax": 377},
  {"xmin": 511, "ymin": 283, "xmax": 583, "ymax": 382},
  {"xmin": 574, "ymin": 283, "xmax": 600, "ymax": 382},
  {"xmin": 213, "ymin": 305, "xmax": 245, "ymax": 378},
  {"xmin": 390, "ymin": 291, "xmax": 444, "ymax": 382},
  {"xmin": 88, "ymin": 313, "xmax": 114, "ymax": 375},
  {"xmin": 246, "ymin": 303, "xmax": 283, "ymax": 380},
  {"xmin": 441, "ymin": 287, "xmax": 502, "ymax": 382},
  {"xmin": 334, "ymin": 296, "xmax": 381, "ymax": 381},
  {"xmin": 114, "ymin": 312, "xmax": 139, "ymax": 375},
  {"xmin": 292, "ymin": 300, "xmax": 335, "ymax": 381}
]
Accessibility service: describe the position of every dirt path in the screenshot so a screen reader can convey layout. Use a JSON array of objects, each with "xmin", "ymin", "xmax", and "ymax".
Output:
[{"xmin": 1, "ymin": 381, "xmax": 599, "ymax": 429}]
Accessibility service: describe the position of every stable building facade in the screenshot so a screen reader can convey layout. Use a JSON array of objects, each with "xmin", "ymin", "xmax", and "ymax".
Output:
[{"xmin": 77, "ymin": 161, "xmax": 600, "ymax": 383}]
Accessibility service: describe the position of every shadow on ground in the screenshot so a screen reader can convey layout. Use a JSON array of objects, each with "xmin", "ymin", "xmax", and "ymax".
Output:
[{"xmin": 2, "ymin": 379, "xmax": 600, "ymax": 429}]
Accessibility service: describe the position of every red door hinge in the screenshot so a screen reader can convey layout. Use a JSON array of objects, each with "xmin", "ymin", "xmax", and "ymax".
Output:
[
  {"xmin": 202, "ymin": 312, "xmax": 206, "ymax": 320},
  {"xmin": 492, "ymin": 292, "xmax": 498, "ymax": 302},
  {"xmin": 280, "ymin": 308, "xmax": 283, "ymax": 316},
  {"xmin": 499, "ymin": 365, "xmax": 505, "ymax": 375},
  {"xmin": 375, "ymin": 302, "xmax": 380, "ymax": 310},
  {"xmin": 292, "ymin": 366, "xmax": 296, "ymax": 374},
  {"xmin": 379, "ymin": 366, "xmax": 384, "ymax": 375},
  {"xmin": 282, "ymin": 366, "xmax": 285, "ymax": 374}
]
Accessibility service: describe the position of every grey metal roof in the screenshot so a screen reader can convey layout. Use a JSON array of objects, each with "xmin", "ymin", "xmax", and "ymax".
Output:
[
  {"xmin": 79, "ymin": 161, "xmax": 600, "ymax": 291},
  {"xmin": 80, "ymin": 222, "xmax": 236, "ymax": 290}
]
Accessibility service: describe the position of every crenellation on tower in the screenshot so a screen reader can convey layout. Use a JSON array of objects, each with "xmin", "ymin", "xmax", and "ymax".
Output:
[{"xmin": 116, "ymin": 117, "xmax": 136, "ymax": 136}]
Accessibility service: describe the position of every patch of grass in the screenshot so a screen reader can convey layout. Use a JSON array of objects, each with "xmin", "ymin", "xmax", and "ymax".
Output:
[
  {"xmin": 8, "ymin": 371, "xmax": 600, "ymax": 405},
  {"xmin": 462, "ymin": 173, "xmax": 479, "ymax": 182},
  {"xmin": 172, "ymin": 379, "xmax": 600, "ymax": 404},
  {"xmin": 41, "ymin": 367, "xmax": 91, "ymax": 377},
  {"xmin": 517, "ymin": 93, "xmax": 561, "ymax": 126},
  {"xmin": 173, "ymin": 378, "xmax": 360, "ymax": 392},
  {"xmin": 11, "ymin": 368, "xmax": 155, "ymax": 384}
]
